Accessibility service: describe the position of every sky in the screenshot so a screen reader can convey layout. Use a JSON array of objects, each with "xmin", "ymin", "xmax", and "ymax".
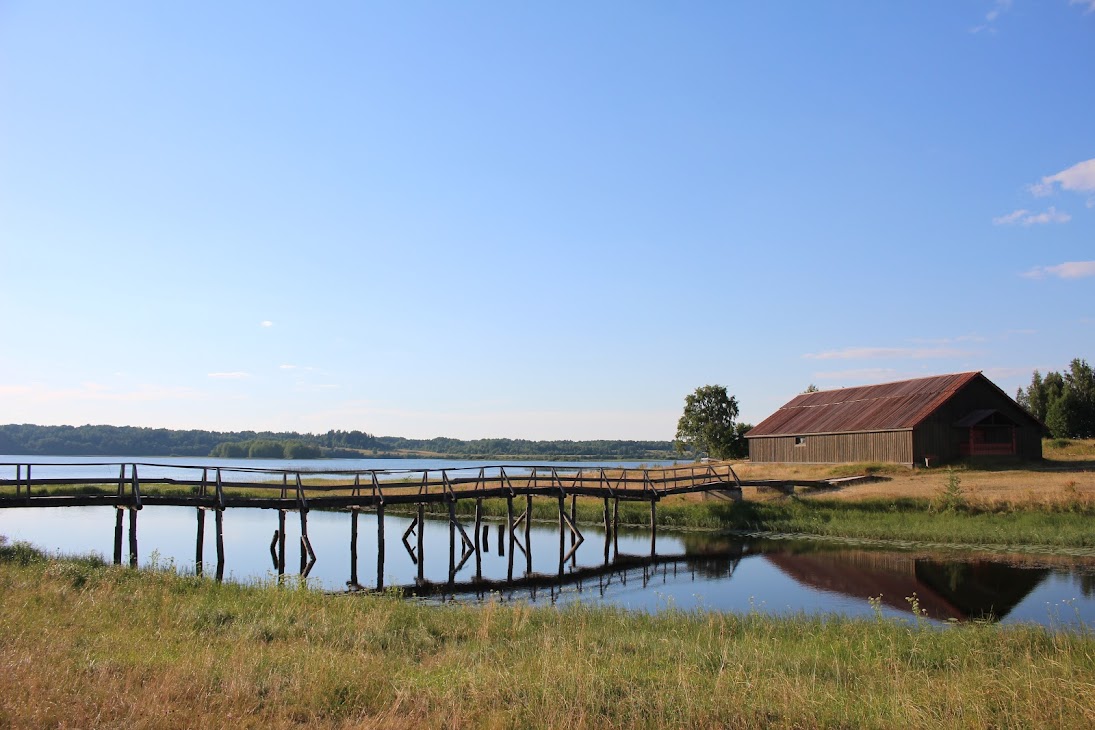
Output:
[{"xmin": 1, "ymin": 1, "xmax": 1093, "ymax": 441}]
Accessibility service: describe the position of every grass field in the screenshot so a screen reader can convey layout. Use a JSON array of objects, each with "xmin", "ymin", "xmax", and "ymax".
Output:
[{"xmin": 1, "ymin": 541, "xmax": 1093, "ymax": 729}]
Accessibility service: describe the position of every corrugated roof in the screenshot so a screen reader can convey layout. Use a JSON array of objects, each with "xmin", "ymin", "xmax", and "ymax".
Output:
[{"xmin": 746, "ymin": 372, "xmax": 982, "ymax": 437}]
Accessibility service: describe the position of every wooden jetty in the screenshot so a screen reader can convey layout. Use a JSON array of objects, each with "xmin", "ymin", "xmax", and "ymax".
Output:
[{"xmin": 0, "ymin": 461, "xmax": 848, "ymax": 585}]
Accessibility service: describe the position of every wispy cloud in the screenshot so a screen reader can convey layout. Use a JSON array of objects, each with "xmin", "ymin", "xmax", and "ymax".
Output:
[
  {"xmin": 910, "ymin": 334, "xmax": 987, "ymax": 345},
  {"xmin": 971, "ymin": 0, "xmax": 1011, "ymax": 33},
  {"xmin": 982, "ymin": 366, "xmax": 1042, "ymax": 381},
  {"xmin": 1022, "ymin": 261, "xmax": 1095, "ymax": 280},
  {"xmin": 207, "ymin": 371, "xmax": 252, "ymax": 380},
  {"xmin": 812, "ymin": 368, "xmax": 900, "ymax": 382},
  {"xmin": 1029, "ymin": 158, "xmax": 1095, "ymax": 197},
  {"xmin": 260, "ymin": 320, "xmax": 274, "ymax": 328},
  {"xmin": 0, "ymin": 382, "xmax": 200, "ymax": 403},
  {"xmin": 279, "ymin": 364, "xmax": 318, "ymax": 372},
  {"xmin": 1071, "ymin": 0, "xmax": 1095, "ymax": 14},
  {"xmin": 993, "ymin": 206, "xmax": 1071, "ymax": 226},
  {"xmin": 802, "ymin": 346, "xmax": 972, "ymax": 360}
]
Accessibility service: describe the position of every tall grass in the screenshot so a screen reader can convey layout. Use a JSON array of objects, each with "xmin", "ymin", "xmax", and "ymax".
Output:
[{"xmin": 1, "ymin": 544, "xmax": 1093, "ymax": 729}]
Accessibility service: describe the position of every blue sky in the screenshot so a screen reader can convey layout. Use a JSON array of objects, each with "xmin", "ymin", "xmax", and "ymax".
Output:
[{"xmin": 1, "ymin": 1, "xmax": 1092, "ymax": 440}]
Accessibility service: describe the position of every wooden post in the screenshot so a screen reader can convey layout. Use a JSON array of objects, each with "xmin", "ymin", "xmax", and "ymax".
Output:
[
  {"xmin": 278, "ymin": 510, "xmax": 286, "ymax": 576},
  {"xmin": 498, "ymin": 523, "xmax": 505, "ymax": 556},
  {"xmin": 195, "ymin": 508, "xmax": 205, "ymax": 577},
  {"xmin": 448, "ymin": 499, "xmax": 457, "ymax": 583},
  {"xmin": 376, "ymin": 503, "xmax": 385, "ymax": 591},
  {"xmin": 299, "ymin": 510, "xmax": 308, "ymax": 575},
  {"xmin": 525, "ymin": 494, "xmax": 533, "ymax": 575},
  {"xmin": 506, "ymin": 496, "xmax": 515, "ymax": 549},
  {"xmin": 603, "ymin": 497, "xmax": 611, "ymax": 537},
  {"xmin": 215, "ymin": 509, "xmax": 225, "ymax": 582},
  {"xmin": 416, "ymin": 503, "xmax": 425, "ymax": 584},
  {"xmin": 474, "ymin": 498, "xmax": 483, "ymax": 550},
  {"xmin": 349, "ymin": 509, "xmax": 359, "ymax": 587},
  {"xmin": 482, "ymin": 524, "xmax": 490, "ymax": 553},
  {"xmin": 650, "ymin": 499, "xmax": 657, "ymax": 557},
  {"xmin": 612, "ymin": 498, "xmax": 619, "ymax": 558},
  {"xmin": 473, "ymin": 499, "xmax": 481, "ymax": 577},
  {"xmin": 557, "ymin": 494, "xmax": 565, "ymax": 577},
  {"xmin": 113, "ymin": 508, "xmax": 124, "ymax": 565},
  {"xmin": 570, "ymin": 494, "xmax": 577, "ymax": 567},
  {"xmin": 128, "ymin": 508, "xmax": 138, "ymax": 568}
]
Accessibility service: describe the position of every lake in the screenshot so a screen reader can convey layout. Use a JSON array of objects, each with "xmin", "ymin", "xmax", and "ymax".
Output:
[{"xmin": 2, "ymin": 501, "xmax": 1092, "ymax": 628}]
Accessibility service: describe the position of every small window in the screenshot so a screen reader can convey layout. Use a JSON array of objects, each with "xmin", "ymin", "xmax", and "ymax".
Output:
[{"xmin": 794, "ymin": 436, "xmax": 806, "ymax": 446}]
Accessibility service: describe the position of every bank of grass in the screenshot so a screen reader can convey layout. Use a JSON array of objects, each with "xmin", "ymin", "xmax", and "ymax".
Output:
[
  {"xmin": 434, "ymin": 489, "xmax": 1095, "ymax": 549},
  {"xmin": 0, "ymin": 542, "xmax": 1092, "ymax": 729}
]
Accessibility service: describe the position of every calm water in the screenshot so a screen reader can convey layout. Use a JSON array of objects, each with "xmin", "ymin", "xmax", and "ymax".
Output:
[
  {"xmin": 2, "ymin": 503, "xmax": 1092, "ymax": 628},
  {"xmin": 0, "ymin": 455, "xmax": 682, "ymax": 483}
]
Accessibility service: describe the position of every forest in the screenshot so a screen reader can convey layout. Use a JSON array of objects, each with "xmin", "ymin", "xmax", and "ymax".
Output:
[
  {"xmin": 1016, "ymin": 358, "xmax": 1095, "ymax": 438},
  {"xmin": 0, "ymin": 424, "xmax": 675, "ymax": 461}
]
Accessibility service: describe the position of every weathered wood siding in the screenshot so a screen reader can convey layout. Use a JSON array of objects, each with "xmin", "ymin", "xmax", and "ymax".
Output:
[
  {"xmin": 749, "ymin": 430, "xmax": 913, "ymax": 465},
  {"xmin": 911, "ymin": 378, "xmax": 1042, "ymax": 463},
  {"xmin": 749, "ymin": 376, "xmax": 1043, "ymax": 465}
]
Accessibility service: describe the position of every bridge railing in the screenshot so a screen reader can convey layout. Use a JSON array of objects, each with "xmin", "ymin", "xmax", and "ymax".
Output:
[{"xmin": 0, "ymin": 460, "xmax": 744, "ymax": 506}]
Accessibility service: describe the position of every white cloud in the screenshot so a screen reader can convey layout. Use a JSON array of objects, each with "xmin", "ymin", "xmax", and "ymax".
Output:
[
  {"xmin": 1029, "ymin": 158, "xmax": 1095, "ymax": 197},
  {"xmin": 971, "ymin": 0, "xmax": 1011, "ymax": 33},
  {"xmin": 1071, "ymin": 0, "xmax": 1095, "ymax": 14},
  {"xmin": 260, "ymin": 320, "xmax": 274, "ymax": 328},
  {"xmin": 802, "ymin": 346, "xmax": 972, "ymax": 360},
  {"xmin": 1022, "ymin": 261, "xmax": 1095, "ymax": 280},
  {"xmin": 207, "ymin": 371, "xmax": 252, "ymax": 380},
  {"xmin": 993, "ymin": 206, "xmax": 1070, "ymax": 226},
  {"xmin": 992, "ymin": 209, "xmax": 1029, "ymax": 225}
]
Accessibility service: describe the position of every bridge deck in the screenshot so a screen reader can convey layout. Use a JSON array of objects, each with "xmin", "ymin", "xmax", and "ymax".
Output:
[{"xmin": 0, "ymin": 461, "xmax": 833, "ymax": 509}]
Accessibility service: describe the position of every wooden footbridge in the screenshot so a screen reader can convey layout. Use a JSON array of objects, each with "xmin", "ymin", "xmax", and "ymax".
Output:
[{"xmin": 0, "ymin": 461, "xmax": 845, "ymax": 587}]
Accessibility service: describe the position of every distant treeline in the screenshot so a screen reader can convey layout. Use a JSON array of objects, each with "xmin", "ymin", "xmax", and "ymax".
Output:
[
  {"xmin": 374, "ymin": 436, "xmax": 675, "ymax": 460},
  {"xmin": 0, "ymin": 424, "xmax": 375, "ymax": 459},
  {"xmin": 0, "ymin": 424, "xmax": 675, "ymax": 461}
]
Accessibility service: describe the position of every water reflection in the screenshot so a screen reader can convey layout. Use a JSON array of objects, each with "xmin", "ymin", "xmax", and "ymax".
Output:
[
  {"xmin": 1, "ymin": 504, "xmax": 1092, "ymax": 627},
  {"xmin": 765, "ymin": 549, "xmax": 1048, "ymax": 622}
]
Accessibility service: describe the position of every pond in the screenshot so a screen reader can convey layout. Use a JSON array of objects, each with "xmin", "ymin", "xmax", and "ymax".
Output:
[{"xmin": 2, "ymin": 503, "xmax": 1092, "ymax": 628}]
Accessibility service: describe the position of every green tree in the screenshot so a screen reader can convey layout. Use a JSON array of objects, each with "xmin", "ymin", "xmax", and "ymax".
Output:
[
  {"xmin": 804, "ymin": 384, "xmax": 820, "ymax": 393},
  {"xmin": 674, "ymin": 385, "xmax": 747, "ymax": 460},
  {"xmin": 1064, "ymin": 358, "xmax": 1095, "ymax": 438}
]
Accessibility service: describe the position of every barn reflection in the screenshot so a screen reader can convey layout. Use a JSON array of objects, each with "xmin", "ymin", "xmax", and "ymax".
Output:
[{"xmin": 763, "ymin": 548, "xmax": 1048, "ymax": 621}]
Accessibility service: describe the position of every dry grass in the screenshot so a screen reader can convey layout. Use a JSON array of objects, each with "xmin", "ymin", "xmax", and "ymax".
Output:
[{"xmin": 672, "ymin": 438, "xmax": 1095, "ymax": 511}]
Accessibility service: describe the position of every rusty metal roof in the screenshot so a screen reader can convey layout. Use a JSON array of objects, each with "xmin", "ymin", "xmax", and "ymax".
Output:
[{"xmin": 746, "ymin": 372, "xmax": 983, "ymax": 437}]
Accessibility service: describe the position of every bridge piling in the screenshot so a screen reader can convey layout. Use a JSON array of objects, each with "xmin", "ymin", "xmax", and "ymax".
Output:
[
  {"xmin": 524, "ymin": 494, "xmax": 533, "ymax": 575},
  {"xmin": 128, "ymin": 508, "xmax": 138, "ymax": 567},
  {"xmin": 650, "ymin": 499, "xmax": 657, "ymax": 557},
  {"xmin": 215, "ymin": 509, "xmax": 225, "ymax": 582},
  {"xmin": 376, "ymin": 503, "xmax": 385, "ymax": 590},
  {"xmin": 113, "ymin": 507, "xmax": 124, "ymax": 565},
  {"xmin": 349, "ymin": 509, "xmax": 359, "ymax": 587},
  {"xmin": 413, "ymin": 504, "xmax": 423, "ymax": 583},
  {"xmin": 195, "ymin": 508, "xmax": 205, "ymax": 576}
]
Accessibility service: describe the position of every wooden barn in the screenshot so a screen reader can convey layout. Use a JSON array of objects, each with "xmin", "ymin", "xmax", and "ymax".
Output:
[{"xmin": 745, "ymin": 372, "xmax": 1044, "ymax": 466}]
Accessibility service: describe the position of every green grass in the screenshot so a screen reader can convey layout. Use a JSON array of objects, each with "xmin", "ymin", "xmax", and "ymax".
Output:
[
  {"xmin": 7, "ymin": 477, "xmax": 1094, "ymax": 551},
  {"xmin": 1, "ymin": 541, "xmax": 1093, "ymax": 729},
  {"xmin": 426, "ymin": 494, "xmax": 1095, "ymax": 550}
]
